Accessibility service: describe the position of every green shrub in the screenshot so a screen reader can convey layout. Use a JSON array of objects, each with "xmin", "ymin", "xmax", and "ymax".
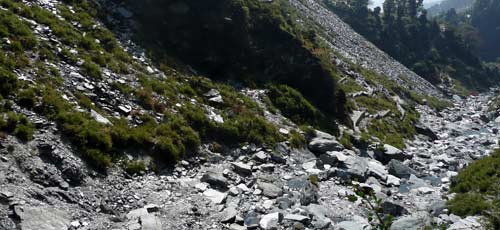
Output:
[
  {"xmin": 17, "ymin": 87, "xmax": 37, "ymax": 108},
  {"xmin": 14, "ymin": 123, "xmax": 34, "ymax": 141},
  {"xmin": 448, "ymin": 193, "xmax": 491, "ymax": 217},
  {"xmin": 339, "ymin": 132, "xmax": 353, "ymax": 150},
  {"xmin": 267, "ymin": 84, "xmax": 320, "ymax": 125},
  {"xmin": 83, "ymin": 149, "xmax": 111, "ymax": 170},
  {"xmin": 125, "ymin": 160, "xmax": 147, "ymax": 175},
  {"xmin": 448, "ymin": 149, "xmax": 500, "ymax": 227},
  {"xmin": 289, "ymin": 130, "xmax": 306, "ymax": 149},
  {"xmin": 0, "ymin": 68, "xmax": 18, "ymax": 97},
  {"xmin": 81, "ymin": 61, "xmax": 101, "ymax": 79},
  {"xmin": 0, "ymin": 111, "xmax": 34, "ymax": 141}
]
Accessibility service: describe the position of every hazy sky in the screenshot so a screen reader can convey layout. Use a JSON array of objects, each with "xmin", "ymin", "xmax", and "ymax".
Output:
[{"xmin": 369, "ymin": 0, "xmax": 444, "ymax": 8}]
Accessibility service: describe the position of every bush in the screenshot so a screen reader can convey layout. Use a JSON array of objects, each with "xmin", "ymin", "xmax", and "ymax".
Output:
[
  {"xmin": 17, "ymin": 87, "xmax": 37, "ymax": 108},
  {"xmin": 448, "ymin": 149, "xmax": 500, "ymax": 227},
  {"xmin": 0, "ymin": 68, "xmax": 18, "ymax": 97},
  {"xmin": 339, "ymin": 132, "xmax": 353, "ymax": 150},
  {"xmin": 14, "ymin": 123, "xmax": 34, "ymax": 141},
  {"xmin": 81, "ymin": 61, "xmax": 101, "ymax": 79},
  {"xmin": 448, "ymin": 193, "xmax": 491, "ymax": 217},
  {"xmin": 0, "ymin": 111, "xmax": 34, "ymax": 142},
  {"xmin": 125, "ymin": 160, "xmax": 146, "ymax": 175},
  {"xmin": 267, "ymin": 84, "xmax": 320, "ymax": 125},
  {"xmin": 289, "ymin": 130, "xmax": 306, "ymax": 149},
  {"xmin": 83, "ymin": 149, "xmax": 111, "ymax": 170}
]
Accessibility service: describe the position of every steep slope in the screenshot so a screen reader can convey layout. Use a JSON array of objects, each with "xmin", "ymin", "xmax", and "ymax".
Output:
[
  {"xmin": 1, "ymin": 0, "xmax": 494, "ymax": 229},
  {"xmin": 289, "ymin": 0, "xmax": 440, "ymax": 98},
  {"xmin": 324, "ymin": 0, "xmax": 500, "ymax": 92}
]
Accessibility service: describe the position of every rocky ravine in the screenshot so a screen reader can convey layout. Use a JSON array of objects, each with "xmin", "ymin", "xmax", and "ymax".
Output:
[{"xmin": 1, "ymin": 88, "xmax": 498, "ymax": 230}]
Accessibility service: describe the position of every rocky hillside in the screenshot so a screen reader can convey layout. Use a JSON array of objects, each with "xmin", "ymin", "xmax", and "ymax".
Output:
[{"xmin": 0, "ymin": 0, "xmax": 497, "ymax": 229}]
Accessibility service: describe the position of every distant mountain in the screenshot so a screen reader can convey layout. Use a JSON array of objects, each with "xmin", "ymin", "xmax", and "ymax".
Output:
[{"xmin": 427, "ymin": 0, "xmax": 475, "ymax": 17}]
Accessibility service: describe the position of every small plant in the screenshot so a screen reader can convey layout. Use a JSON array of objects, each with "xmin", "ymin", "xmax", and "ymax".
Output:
[
  {"xmin": 352, "ymin": 183, "xmax": 394, "ymax": 229},
  {"xmin": 0, "ymin": 68, "xmax": 19, "ymax": 97},
  {"xmin": 448, "ymin": 149, "xmax": 500, "ymax": 228},
  {"xmin": 125, "ymin": 160, "xmax": 147, "ymax": 175},
  {"xmin": 289, "ymin": 130, "xmax": 306, "ymax": 149},
  {"xmin": 14, "ymin": 123, "xmax": 34, "ymax": 142},
  {"xmin": 267, "ymin": 84, "xmax": 320, "ymax": 126},
  {"xmin": 81, "ymin": 60, "xmax": 101, "ymax": 79},
  {"xmin": 339, "ymin": 132, "xmax": 353, "ymax": 150},
  {"xmin": 83, "ymin": 149, "xmax": 111, "ymax": 170},
  {"xmin": 17, "ymin": 87, "xmax": 37, "ymax": 108}
]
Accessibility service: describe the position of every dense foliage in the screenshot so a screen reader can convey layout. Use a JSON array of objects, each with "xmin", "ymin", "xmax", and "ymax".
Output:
[
  {"xmin": 448, "ymin": 149, "xmax": 500, "ymax": 228},
  {"xmin": 116, "ymin": 0, "xmax": 349, "ymax": 123},
  {"xmin": 325, "ymin": 0, "xmax": 499, "ymax": 90},
  {"xmin": 440, "ymin": 0, "xmax": 500, "ymax": 62},
  {"xmin": 0, "ymin": 0, "xmax": 287, "ymax": 172}
]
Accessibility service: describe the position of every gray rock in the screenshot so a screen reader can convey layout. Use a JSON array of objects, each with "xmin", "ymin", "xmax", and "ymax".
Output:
[
  {"xmin": 140, "ymin": 213, "xmax": 162, "ymax": 230},
  {"xmin": 229, "ymin": 223, "xmax": 247, "ymax": 230},
  {"xmin": 284, "ymin": 214, "xmax": 309, "ymax": 223},
  {"xmin": 258, "ymin": 182, "xmax": 283, "ymax": 198},
  {"xmin": 320, "ymin": 151, "xmax": 349, "ymax": 166},
  {"xmin": 386, "ymin": 175, "xmax": 401, "ymax": 186},
  {"xmin": 338, "ymin": 156, "xmax": 368, "ymax": 181},
  {"xmin": 367, "ymin": 160, "xmax": 388, "ymax": 180},
  {"xmin": 334, "ymin": 216, "xmax": 370, "ymax": 230},
  {"xmin": 200, "ymin": 172, "xmax": 229, "ymax": 191},
  {"xmin": 14, "ymin": 206, "xmax": 70, "ymax": 230},
  {"xmin": 387, "ymin": 160, "xmax": 417, "ymax": 179},
  {"xmin": 381, "ymin": 201, "xmax": 408, "ymax": 217},
  {"xmin": 390, "ymin": 212, "xmax": 431, "ymax": 230},
  {"xmin": 259, "ymin": 212, "xmax": 283, "ymax": 230},
  {"xmin": 203, "ymin": 189, "xmax": 227, "ymax": 204},
  {"xmin": 244, "ymin": 212, "xmax": 261, "ymax": 228},
  {"xmin": 428, "ymin": 200, "xmax": 446, "ymax": 217},
  {"xmin": 308, "ymin": 131, "xmax": 344, "ymax": 154},
  {"xmin": 253, "ymin": 151, "xmax": 268, "ymax": 163},
  {"xmin": 90, "ymin": 110, "xmax": 111, "ymax": 125},
  {"xmin": 300, "ymin": 183, "xmax": 319, "ymax": 205},
  {"xmin": 276, "ymin": 197, "xmax": 293, "ymax": 209},
  {"xmin": 231, "ymin": 162, "xmax": 252, "ymax": 176},
  {"xmin": 306, "ymin": 204, "xmax": 331, "ymax": 227},
  {"xmin": 448, "ymin": 216, "xmax": 482, "ymax": 230},
  {"xmin": 221, "ymin": 206, "xmax": 238, "ymax": 223},
  {"xmin": 375, "ymin": 144, "xmax": 410, "ymax": 164},
  {"xmin": 415, "ymin": 122, "xmax": 438, "ymax": 141}
]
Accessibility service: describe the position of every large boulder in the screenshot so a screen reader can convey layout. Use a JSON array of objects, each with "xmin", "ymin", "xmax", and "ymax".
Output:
[
  {"xmin": 447, "ymin": 216, "xmax": 482, "ymax": 230},
  {"xmin": 125, "ymin": 205, "xmax": 162, "ymax": 230},
  {"xmin": 14, "ymin": 206, "xmax": 70, "ymax": 230},
  {"xmin": 308, "ymin": 131, "xmax": 344, "ymax": 154},
  {"xmin": 336, "ymin": 156, "xmax": 368, "ymax": 181},
  {"xmin": 259, "ymin": 212, "xmax": 283, "ymax": 230},
  {"xmin": 414, "ymin": 122, "xmax": 438, "ymax": 141},
  {"xmin": 381, "ymin": 201, "xmax": 408, "ymax": 217},
  {"xmin": 203, "ymin": 189, "xmax": 227, "ymax": 204},
  {"xmin": 387, "ymin": 160, "xmax": 417, "ymax": 179},
  {"xmin": 258, "ymin": 182, "xmax": 283, "ymax": 198},
  {"xmin": 231, "ymin": 162, "xmax": 252, "ymax": 176},
  {"xmin": 201, "ymin": 172, "xmax": 229, "ymax": 191},
  {"xmin": 334, "ymin": 216, "xmax": 370, "ymax": 230},
  {"xmin": 367, "ymin": 160, "xmax": 388, "ymax": 180},
  {"xmin": 390, "ymin": 212, "xmax": 431, "ymax": 230},
  {"xmin": 374, "ymin": 144, "xmax": 410, "ymax": 164}
]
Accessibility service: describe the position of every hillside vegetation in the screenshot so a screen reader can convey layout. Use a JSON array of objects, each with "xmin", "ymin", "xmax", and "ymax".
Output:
[{"xmin": 325, "ymin": 0, "xmax": 499, "ymax": 92}]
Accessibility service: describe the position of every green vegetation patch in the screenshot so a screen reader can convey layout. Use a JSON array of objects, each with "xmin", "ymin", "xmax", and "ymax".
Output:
[{"xmin": 448, "ymin": 149, "xmax": 500, "ymax": 228}]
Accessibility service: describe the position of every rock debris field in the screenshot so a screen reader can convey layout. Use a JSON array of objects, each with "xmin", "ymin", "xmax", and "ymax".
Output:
[{"xmin": 1, "ymin": 90, "xmax": 498, "ymax": 230}]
